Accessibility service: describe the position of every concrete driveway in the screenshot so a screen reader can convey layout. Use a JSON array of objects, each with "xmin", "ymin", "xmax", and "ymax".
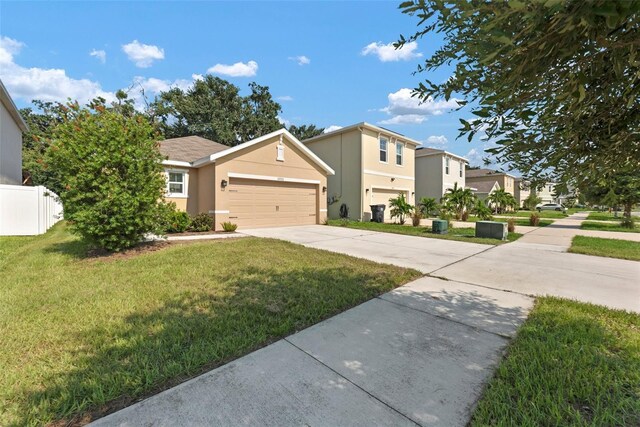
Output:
[{"xmin": 242, "ymin": 225, "xmax": 490, "ymax": 274}]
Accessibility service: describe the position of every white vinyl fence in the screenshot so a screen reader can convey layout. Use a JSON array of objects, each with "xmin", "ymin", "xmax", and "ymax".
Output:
[{"xmin": 0, "ymin": 184, "xmax": 63, "ymax": 236}]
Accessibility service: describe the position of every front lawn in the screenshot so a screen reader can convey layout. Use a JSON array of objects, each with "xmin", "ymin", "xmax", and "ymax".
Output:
[
  {"xmin": 328, "ymin": 220, "xmax": 522, "ymax": 244},
  {"xmin": 568, "ymin": 236, "xmax": 640, "ymax": 261},
  {"xmin": 472, "ymin": 297, "xmax": 640, "ymax": 426},
  {"xmin": 581, "ymin": 221, "xmax": 640, "ymax": 233},
  {"xmin": 501, "ymin": 210, "xmax": 568, "ymax": 218},
  {"xmin": 586, "ymin": 212, "xmax": 640, "ymax": 222},
  {"xmin": 0, "ymin": 223, "xmax": 421, "ymax": 426},
  {"xmin": 465, "ymin": 216, "xmax": 553, "ymax": 227}
]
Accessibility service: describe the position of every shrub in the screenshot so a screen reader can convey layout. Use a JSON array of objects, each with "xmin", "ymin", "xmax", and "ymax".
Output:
[
  {"xmin": 418, "ymin": 197, "xmax": 439, "ymax": 217},
  {"xmin": 46, "ymin": 100, "xmax": 166, "ymax": 251},
  {"xmin": 221, "ymin": 222, "xmax": 238, "ymax": 232},
  {"xmin": 411, "ymin": 210, "xmax": 422, "ymax": 227},
  {"xmin": 339, "ymin": 203, "xmax": 349, "ymax": 219},
  {"xmin": 507, "ymin": 218, "xmax": 516, "ymax": 233},
  {"xmin": 389, "ymin": 193, "xmax": 413, "ymax": 225},
  {"xmin": 473, "ymin": 199, "xmax": 493, "ymax": 220},
  {"xmin": 166, "ymin": 211, "xmax": 191, "ymax": 233},
  {"xmin": 530, "ymin": 212, "xmax": 541, "ymax": 226},
  {"xmin": 461, "ymin": 210, "xmax": 469, "ymax": 222},
  {"xmin": 190, "ymin": 213, "xmax": 214, "ymax": 232},
  {"xmin": 621, "ymin": 216, "xmax": 636, "ymax": 229}
]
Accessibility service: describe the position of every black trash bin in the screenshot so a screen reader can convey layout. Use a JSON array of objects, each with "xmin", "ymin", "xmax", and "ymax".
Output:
[{"xmin": 370, "ymin": 204, "xmax": 386, "ymax": 223}]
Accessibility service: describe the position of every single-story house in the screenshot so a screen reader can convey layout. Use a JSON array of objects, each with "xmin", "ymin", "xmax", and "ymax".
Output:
[{"xmin": 160, "ymin": 128, "xmax": 334, "ymax": 231}]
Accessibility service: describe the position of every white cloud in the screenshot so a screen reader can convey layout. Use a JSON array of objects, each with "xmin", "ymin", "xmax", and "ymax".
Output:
[
  {"xmin": 425, "ymin": 135, "xmax": 448, "ymax": 146},
  {"xmin": 208, "ymin": 60, "xmax": 258, "ymax": 77},
  {"xmin": 277, "ymin": 116, "xmax": 291, "ymax": 127},
  {"xmin": 379, "ymin": 88, "xmax": 460, "ymax": 125},
  {"xmin": 465, "ymin": 149, "xmax": 484, "ymax": 166},
  {"xmin": 128, "ymin": 75, "xmax": 199, "ymax": 110},
  {"xmin": 288, "ymin": 55, "xmax": 310, "ymax": 66},
  {"xmin": 323, "ymin": 125, "xmax": 343, "ymax": 133},
  {"xmin": 0, "ymin": 36, "xmax": 115, "ymax": 104},
  {"xmin": 277, "ymin": 95, "xmax": 293, "ymax": 102},
  {"xmin": 122, "ymin": 40, "xmax": 164, "ymax": 68},
  {"xmin": 89, "ymin": 49, "xmax": 106, "ymax": 64},
  {"xmin": 361, "ymin": 41, "xmax": 422, "ymax": 62}
]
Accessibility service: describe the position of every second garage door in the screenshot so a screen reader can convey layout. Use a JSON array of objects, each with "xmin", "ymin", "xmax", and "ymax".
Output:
[
  {"xmin": 227, "ymin": 178, "xmax": 317, "ymax": 228},
  {"xmin": 371, "ymin": 188, "xmax": 407, "ymax": 220}
]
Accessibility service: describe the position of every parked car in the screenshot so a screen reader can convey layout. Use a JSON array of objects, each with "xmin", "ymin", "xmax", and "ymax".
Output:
[{"xmin": 536, "ymin": 203, "xmax": 567, "ymax": 212}]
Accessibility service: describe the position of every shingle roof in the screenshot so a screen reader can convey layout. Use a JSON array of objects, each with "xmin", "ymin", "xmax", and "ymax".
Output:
[
  {"xmin": 416, "ymin": 147, "xmax": 443, "ymax": 155},
  {"xmin": 159, "ymin": 136, "xmax": 229, "ymax": 163},
  {"xmin": 465, "ymin": 168, "xmax": 500, "ymax": 178},
  {"xmin": 471, "ymin": 180, "xmax": 500, "ymax": 194}
]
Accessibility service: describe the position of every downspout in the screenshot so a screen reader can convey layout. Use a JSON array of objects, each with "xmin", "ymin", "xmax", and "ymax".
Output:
[{"xmin": 358, "ymin": 125, "xmax": 365, "ymax": 220}]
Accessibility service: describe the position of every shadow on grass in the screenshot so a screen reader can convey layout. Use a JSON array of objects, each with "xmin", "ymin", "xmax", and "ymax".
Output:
[{"xmin": 10, "ymin": 265, "xmax": 415, "ymax": 426}]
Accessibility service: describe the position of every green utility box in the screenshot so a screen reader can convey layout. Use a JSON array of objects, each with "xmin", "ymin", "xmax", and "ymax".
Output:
[
  {"xmin": 476, "ymin": 221, "xmax": 508, "ymax": 240},
  {"xmin": 432, "ymin": 219, "xmax": 448, "ymax": 234}
]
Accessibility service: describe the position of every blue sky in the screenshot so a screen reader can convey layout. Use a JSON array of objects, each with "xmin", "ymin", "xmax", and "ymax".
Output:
[{"xmin": 0, "ymin": 1, "xmax": 486, "ymax": 164}]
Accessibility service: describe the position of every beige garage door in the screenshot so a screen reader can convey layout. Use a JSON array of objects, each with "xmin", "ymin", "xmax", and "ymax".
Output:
[
  {"xmin": 228, "ymin": 178, "xmax": 317, "ymax": 228},
  {"xmin": 371, "ymin": 189, "xmax": 407, "ymax": 220}
]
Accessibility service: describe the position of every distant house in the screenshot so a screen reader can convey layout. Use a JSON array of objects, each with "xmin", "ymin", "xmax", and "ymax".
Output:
[
  {"xmin": 0, "ymin": 79, "xmax": 28, "ymax": 185},
  {"xmin": 514, "ymin": 178, "xmax": 531, "ymax": 208},
  {"xmin": 303, "ymin": 123, "xmax": 420, "ymax": 221},
  {"xmin": 466, "ymin": 168, "xmax": 517, "ymax": 197},
  {"xmin": 159, "ymin": 129, "xmax": 334, "ymax": 230},
  {"xmin": 472, "ymin": 180, "xmax": 501, "ymax": 201},
  {"xmin": 532, "ymin": 182, "xmax": 557, "ymax": 204},
  {"xmin": 415, "ymin": 148, "xmax": 468, "ymax": 202}
]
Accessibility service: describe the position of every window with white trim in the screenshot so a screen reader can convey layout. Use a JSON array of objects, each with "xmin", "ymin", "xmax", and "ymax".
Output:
[
  {"xmin": 445, "ymin": 157, "xmax": 450, "ymax": 175},
  {"xmin": 379, "ymin": 137, "xmax": 388, "ymax": 162},
  {"xmin": 167, "ymin": 171, "xmax": 186, "ymax": 196},
  {"xmin": 396, "ymin": 142, "xmax": 403, "ymax": 166}
]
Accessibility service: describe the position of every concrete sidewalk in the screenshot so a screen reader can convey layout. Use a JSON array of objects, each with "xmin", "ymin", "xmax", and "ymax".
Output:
[{"xmin": 91, "ymin": 277, "xmax": 533, "ymax": 427}]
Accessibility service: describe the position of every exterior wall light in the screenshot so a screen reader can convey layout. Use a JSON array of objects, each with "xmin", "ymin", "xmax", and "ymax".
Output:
[
  {"xmin": 221, "ymin": 179, "xmax": 228, "ymax": 188},
  {"xmin": 322, "ymin": 186, "xmax": 327, "ymax": 193}
]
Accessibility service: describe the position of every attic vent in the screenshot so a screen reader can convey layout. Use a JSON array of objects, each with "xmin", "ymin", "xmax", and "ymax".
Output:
[{"xmin": 276, "ymin": 145, "xmax": 285, "ymax": 162}]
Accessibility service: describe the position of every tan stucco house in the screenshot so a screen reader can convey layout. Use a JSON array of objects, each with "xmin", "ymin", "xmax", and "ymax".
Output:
[
  {"xmin": 466, "ymin": 168, "xmax": 517, "ymax": 197},
  {"xmin": 0, "ymin": 79, "xmax": 28, "ymax": 185},
  {"xmin": 160, "ymin": 128, "xmax": 334, "ymax": 231},
  {"xmin": 415, "ymin": 148, "xmax": 468, "ymax": 202},
  {"xmin": 303, "ymin": 122, "xmax": 420, "ymax": 221},
  {"xmin": 472, "ymin": 180, "xmax": 501, "ymax": 201},
  {"xmin": 532, "ymin": 182, "xmax": 557, "ymax": 204}
]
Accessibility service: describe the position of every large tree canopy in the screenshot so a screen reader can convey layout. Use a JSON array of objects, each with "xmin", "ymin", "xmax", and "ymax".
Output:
[
  {"xmin": 152, "ymin": 75, "xmax": 282, "ymax": 146},
  {"xmin": 288, "ymin": 124, "xmax": 325, "ymax": 141},
  {"xmin": 398, "ymin": 0, "xmax": 640, "ymax": 190}
]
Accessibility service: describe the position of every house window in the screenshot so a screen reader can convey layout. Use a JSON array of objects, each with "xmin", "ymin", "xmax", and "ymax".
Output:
[
  {"xmin": 167, "ymin": 171, "xmax": 186, "ymax": 196},
  {"xmin": 396, "ymin": 142, "xmax": 403, "ymax": 166},
  {"xmin": 445, "ymin": 157, "xmax": 450, "ymax": 175},
  {"xmin": 379, "ymin": 137, "xmax": 388, "ymax": 162},
  {"xmin": 459, "ymin": 162, "xmax": 463, "ymax": 178}
]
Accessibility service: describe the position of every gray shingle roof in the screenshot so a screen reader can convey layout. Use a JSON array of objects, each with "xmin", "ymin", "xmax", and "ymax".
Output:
[
  {"xmin": 159, "ymin": 136, "xmax": 229, "ymax": 163},
  {"xmin": 471, "ymin": 180, "xmax": 500, "ymax": 193}
]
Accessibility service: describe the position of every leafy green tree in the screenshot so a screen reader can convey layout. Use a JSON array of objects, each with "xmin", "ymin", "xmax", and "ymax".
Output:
[
  {"xmin": 398, "ymin": 1, "xmax": 639, "ymax": 189},
  {"xmin": 389, "ymin": 193, "xmax": 413, "ymax": 225},
  {"xmin": 288, "ymin": 124, "xmax": 325, "ymax": 141},
  {"xmin": 418, "ymin": 197, "xmax": 439, "ymax": 218},
  {"xmin": 583, "ymin": 173, "xmax": 640, "ymax": 227},
  {"xmin": 47, "ymin": 100, "xmax": 166, "ymax": 251},
  {"xmin": 153, "ymin": 75, "xmax": 282, "ymax": 146}
]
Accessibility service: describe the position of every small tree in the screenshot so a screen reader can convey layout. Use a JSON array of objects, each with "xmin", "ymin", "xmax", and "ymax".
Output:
[
  {"xmin": 389, "ymin": 193, "xmax": 413, "ymax": 225},
  {"xmin": 523, "ymin": 194, "xmax": 542, "ymax": 211},
  {"xmin": 488, "ymin": 189, "xmax": 517, "ymax": 214},
  {"xmin": 418, "ymin": 197, "xmax": 438, "ymax": 218},
  {"xmin": 441, "ymin": 183, "xmax": 476, "ymax": 220},
  {"xmin": 473, "ymin": 199, "xmax": 493, "ymax": 220},
  {"xmin": 47, "ymin": 100, "xmax": 166, "ymax": 251}
]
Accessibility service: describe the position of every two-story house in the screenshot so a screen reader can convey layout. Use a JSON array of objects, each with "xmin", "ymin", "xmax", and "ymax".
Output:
[
  {"xmin": 466, "ymin": 168, "xmax": 517, "ymax": 197},
  {"xmin": 514, "ymin": 178, "xmax": 531, "ymax": 208},
  {"xmin": 532, "ymin": 182, "xmax": 557, "ymax": 204},
  {"xmin": 0, "ymin": 79, "xmax": 28, "ymax": 185},
  {"xmin": 415, "ymin": 148, "xmax": 468, "ymax": 202},
  {"xmin": 303, "ymin": 123, "xmax": 419, "ymax": 221}
]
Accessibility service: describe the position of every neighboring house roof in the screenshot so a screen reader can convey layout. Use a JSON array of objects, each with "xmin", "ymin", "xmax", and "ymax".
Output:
[
  {"xmin": 466, "ymin": 168, "xmax": 516, "ymax": 179},
  {"xmin": 415, "ymin": 147, "xmax": 468, "ymax": 162},
  {"xmin": 159, "ymin": 135, "xmax": 229, "ymax": 163},
  {"xmin": 472, "ymin": 180, "xmax": 501, "ymax": 194},
  {"xmin": 303, "ymin": 122, "xmax": 421, "ymax": 146},
  {"xmin": 161, "ymin": 129, "xmax": 335, "ymax": 175},
  {"xmin": 0, "ymin": 79, "xmax": 29, "ymax": 132}
]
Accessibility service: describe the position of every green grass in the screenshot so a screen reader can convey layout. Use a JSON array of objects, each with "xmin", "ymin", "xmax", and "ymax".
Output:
[
  {"xmin": 471, "ymin": 297, "xmax": 640, "ymax": 426},
  {"xmin": 581, "ymin": 221, "xmax": 640, "ymax": 233},
  {"xmin": 465, "ymin": 216, "xmax": 553, "ymax": 227},
  {"xmin": 328, "ymin": 220, "xmax": 522, "ymax": 244},
  {"xmin": 587, "ymin": 212, "xmax": 640, "ymax": 222},
  {"xmin": 501, "ymin": 210, "xmax": 568, "ymax": 218},
  {"xmin": 568, "ymin": 236, "xmax": 640, "ymax": 261},
  {"xmin": 567, "ymin": 207, "xmax": 592, "ymax": 214},
  {"xmin": 0, "ymin": 223, "xmax": 421, "ymax": 426}
]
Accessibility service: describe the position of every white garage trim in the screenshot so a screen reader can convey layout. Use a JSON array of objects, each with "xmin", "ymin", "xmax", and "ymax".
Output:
[
  {"xmin": 363, "ymin": 169, "xmax": 414, "ymax": 181},
  {"xmin": 209, "ymin": 210, "xmax": 230, "ymax": 214},
  {"xmin": 370, "ymin": 185, "xmax": 411, "ymax": 192},
  {"xmin": 228, "ymin": 172, "xmax": 321, "ymax": 185},
  {"xmin": 320, "ymin": 209, "xmax": 328, "ymax": 212}
]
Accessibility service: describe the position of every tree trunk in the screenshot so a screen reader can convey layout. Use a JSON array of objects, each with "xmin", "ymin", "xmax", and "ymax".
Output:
[{"xmin": 624, "ymin": 202, "xmax": 632, "ymax": 219}]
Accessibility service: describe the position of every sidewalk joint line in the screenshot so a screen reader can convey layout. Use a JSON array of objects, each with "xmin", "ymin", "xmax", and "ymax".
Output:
[{"xmin": 282, "ymin": 339, "xmax": 422, "ymax": 427}]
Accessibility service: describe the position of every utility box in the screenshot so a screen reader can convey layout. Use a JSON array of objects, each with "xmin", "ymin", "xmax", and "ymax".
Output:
[
  {"xmin": 370, "ymin": 204, "xmax": 385, "ymax": 223},
  {"xmin": 431, "ymin": 219, "xmax": 448, "ymax": 234},
  {"xmin": 476, "ymin": 221, "xmax": 508, "ymax": 240}
]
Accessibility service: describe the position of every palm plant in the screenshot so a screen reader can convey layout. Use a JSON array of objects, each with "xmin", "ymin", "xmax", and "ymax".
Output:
[
  {"xmin": 418, "ymin": 197, "xmax": 439, "ymax": 218},
  {"xmin": 389, "ymin": 193, "xmax": 413, "ymax": 225},
  {"xmin": 473, "ymin": 199, "xmax": 493, "ymax": 220},
  {"xmin": 487, "ymin": 189, "xmax": 515, "ymax": 214},
  {"xmin": 441, "ymin": 183, "xmax": 476, "ymax": 220}
]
